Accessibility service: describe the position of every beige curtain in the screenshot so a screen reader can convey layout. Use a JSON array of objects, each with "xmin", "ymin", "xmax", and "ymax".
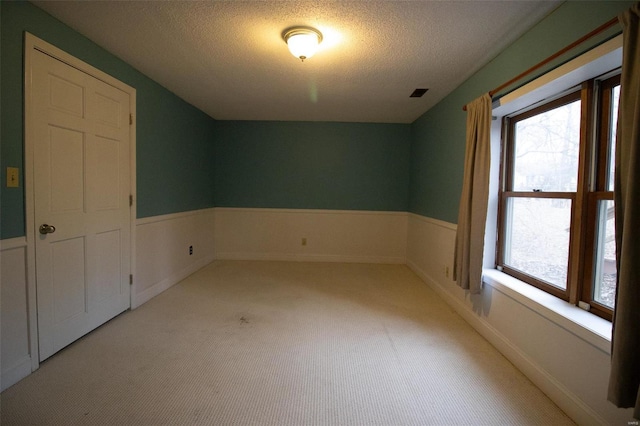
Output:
[
  {"xmin": 453, "ymin": 93, "xmax": 492, "ymax": 294},
  {"xmin": 609, "ymin": 3, "xmax": 640, "ymax": 420}
]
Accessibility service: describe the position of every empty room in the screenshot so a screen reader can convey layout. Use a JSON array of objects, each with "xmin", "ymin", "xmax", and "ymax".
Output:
[{"xmin": 1, "ymin": 1, "xmax": 639, "ymax": 424}]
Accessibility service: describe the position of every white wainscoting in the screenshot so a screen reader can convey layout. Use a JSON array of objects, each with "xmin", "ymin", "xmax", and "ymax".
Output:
[
  {"xmin": 405, "ymin": 213, "xmax": 633, "ymax": 425},
  {"xmin": 133, "ymin": 208, "xmax": 216, "ymax": 308},
  {"xmin": 5, "ymin": 207, "xmax": 633, "ymax": 424},
  {"xmin": 214, "ymin": 208, "xmax": 407, "ymax": 264},
  {"xmin": 1, "ymin": 237, "xmax": 33, "ymax": 391}
]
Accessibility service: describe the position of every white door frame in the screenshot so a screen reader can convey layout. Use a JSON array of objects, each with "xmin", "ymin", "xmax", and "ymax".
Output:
[{"xmin": 24, "ymin": 33, "xmax": 137, "ymax": 372}]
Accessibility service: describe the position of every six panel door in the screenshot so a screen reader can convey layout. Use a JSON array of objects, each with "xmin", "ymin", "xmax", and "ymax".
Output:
[{"xmin": 31, "ymin": 50, "xmax": 131, "ymax": 361}]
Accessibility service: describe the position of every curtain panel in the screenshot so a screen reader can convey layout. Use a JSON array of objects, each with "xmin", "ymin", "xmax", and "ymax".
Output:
[
  {"xmin": 453, "ymin": 93, "xmax": 492, "ymax": 294},
  {"xmin": 609, "ymin": 3, "xmax": 640, "ymax": 420}
]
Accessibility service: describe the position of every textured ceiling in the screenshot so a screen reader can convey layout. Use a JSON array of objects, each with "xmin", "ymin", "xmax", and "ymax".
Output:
[{"xmin": 32, "ymin": 1, "xmax": 561, "ymax": 123}]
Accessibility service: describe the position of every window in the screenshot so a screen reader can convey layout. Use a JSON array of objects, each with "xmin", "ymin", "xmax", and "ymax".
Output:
[{"xmin": 497, "ymin": 73, "xmax": 620, "ymax": 320}]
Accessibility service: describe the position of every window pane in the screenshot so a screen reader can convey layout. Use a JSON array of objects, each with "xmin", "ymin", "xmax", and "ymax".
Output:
[
  {"xmin": 607, "ymin": 85, "xmax": 620, "ymax": 191},
  {"xmin": 503, "ymin": 197, "xmax": 571, "ymax": 289},
  {"xmin": 513, "ymin": 100, "xmax": 581, "ymax": 192},
  {"xmin": 593, "ymin": 200, "xmax": 616, "ymax": 308}
]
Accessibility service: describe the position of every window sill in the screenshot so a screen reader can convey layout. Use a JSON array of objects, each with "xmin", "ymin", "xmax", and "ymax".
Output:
[{"xmin": 482, "ymin": 268, "xmax": 612, "ymax": 354}]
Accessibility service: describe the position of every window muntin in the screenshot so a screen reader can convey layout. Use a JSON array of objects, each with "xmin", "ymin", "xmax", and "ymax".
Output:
[{"xmin": 499, "ymin": 74, "xmax": 619, "ymax": 320}]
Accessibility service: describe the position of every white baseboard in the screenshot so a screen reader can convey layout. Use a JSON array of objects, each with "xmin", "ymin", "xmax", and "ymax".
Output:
[
  {"xmin": 1, "ymin": 355, "xmax": 32, "ymax": 392},
  {"xmin": 215, "ymin": 251, "xmax": 405, "ymax": 264},
  {"xmin": 406, "ymin": 260, "xmax": 607, "ymax": 426}
]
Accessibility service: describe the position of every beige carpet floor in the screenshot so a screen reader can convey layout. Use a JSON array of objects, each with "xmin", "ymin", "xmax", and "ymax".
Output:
[{"xmin": 1, "ymin": 261, "xmax": 574, "ymax": 425}]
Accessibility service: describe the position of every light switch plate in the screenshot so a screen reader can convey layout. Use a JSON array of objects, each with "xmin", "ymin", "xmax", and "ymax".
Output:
[{"xmin": 6, "ymin": 167, "xmax": 19, "ymax": 188}]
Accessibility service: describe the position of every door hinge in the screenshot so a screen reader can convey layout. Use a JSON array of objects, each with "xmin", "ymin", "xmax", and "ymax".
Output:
[
  {"xmin": 129, "ymin": 114, "xmax": 133, "ymax": 125},
  {"xmin": 129, "ymin": 194, "xmax": 133, "ymax": 207},
  {"xmin": 129, "ymin": 274, "xmax": 133, "ymax": 285}
]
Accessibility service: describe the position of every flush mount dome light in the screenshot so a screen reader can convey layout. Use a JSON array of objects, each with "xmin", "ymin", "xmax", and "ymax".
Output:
[{"xmin": 283, "ymin": 27, "xmax": 323, "ymax": 62}]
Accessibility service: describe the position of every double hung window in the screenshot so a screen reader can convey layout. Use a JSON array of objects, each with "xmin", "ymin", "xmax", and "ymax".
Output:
[{"xmin": 498, "ymin": 73, "xmax": 620, "ymax": 320}]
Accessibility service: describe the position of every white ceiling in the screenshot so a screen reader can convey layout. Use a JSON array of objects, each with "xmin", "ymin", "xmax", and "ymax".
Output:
[{"xmin": 32, "ymin": 1, "xmax": 561, "ymax": 124}]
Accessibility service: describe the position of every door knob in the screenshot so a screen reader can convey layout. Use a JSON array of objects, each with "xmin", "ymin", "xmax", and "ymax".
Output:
[{"xmin": 39, "ymin": 224, "xmax": 56, "ymax": 235}]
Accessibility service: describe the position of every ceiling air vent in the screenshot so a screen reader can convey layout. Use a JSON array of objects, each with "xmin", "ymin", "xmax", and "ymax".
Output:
[{"xmin": 410, "ymin": 88, "xmax": 429, "ymax": 98}]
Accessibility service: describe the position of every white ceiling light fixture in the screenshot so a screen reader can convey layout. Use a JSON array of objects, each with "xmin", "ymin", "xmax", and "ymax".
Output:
[{"xmin": 283, "ymin": 27, "xmax": 323, "ymax": 62}]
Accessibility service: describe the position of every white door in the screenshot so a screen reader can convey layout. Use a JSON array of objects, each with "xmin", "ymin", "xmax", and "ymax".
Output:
[{"xmin": 31, "ymin": 50, "xmax": 131, "ymax": 361}]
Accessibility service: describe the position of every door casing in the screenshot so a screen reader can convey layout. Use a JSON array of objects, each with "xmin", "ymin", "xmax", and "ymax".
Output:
[{"xmin": 24, "ymin": 33, "xmax": 137, "ymax": 372}]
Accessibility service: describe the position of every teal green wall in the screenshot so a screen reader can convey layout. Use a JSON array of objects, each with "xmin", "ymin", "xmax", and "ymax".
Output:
[
  {"xmin": 0, "ymin": 1, "xmax": 217, "ymax": 239},
  {"xmin": 0, "ymin": 1, "xmax": 410, "ymax": 240},
  {"xmin": 409, "ymin": 1, "xmax": 635, "ymax": 223},
  {"xmin": 215, "ymin": 121, "xmax": 411, "ymax": 211}
]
